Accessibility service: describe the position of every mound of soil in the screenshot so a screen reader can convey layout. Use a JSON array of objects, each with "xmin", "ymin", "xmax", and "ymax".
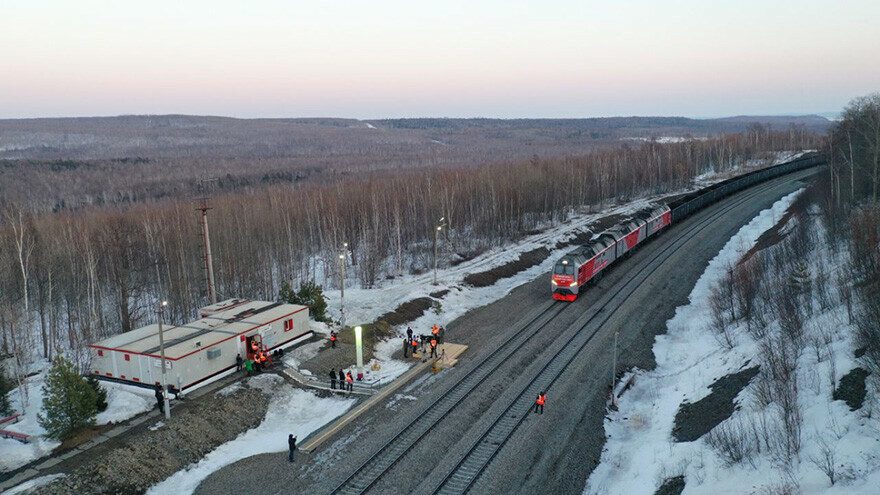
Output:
[
  {"xmin": 655, "ymin": 476, "xmax": 685, "ymax": 495},
  {"xmin": 34, "ymin": 383, "xmax": 272, "ymax": 495},
  {"xmin": 672, "ymin": 365, "xmax": 759, "ymax": 442},
  {"xmin": 464, "ymin": 247, "xmax": 550, "ymax": 287},
  {"xmin": 374, "ymin": 297, "xmax": 434, "ymax": 327},
  {"xmin": 833, "ymin": 367, "xmax": 870, "ymax": 411}
]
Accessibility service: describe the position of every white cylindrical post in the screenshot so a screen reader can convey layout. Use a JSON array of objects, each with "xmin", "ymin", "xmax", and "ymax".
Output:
[
  {"xmin": 611, "ymin": 331, "xmax": 619, "ymax": 393},
  {"xmin": 157, "ymin": 301, "xmax": 171, "ymax": 420},
  {"xmin": 354, "ymin": 325, "xmax": 364, "ymax": 380}
]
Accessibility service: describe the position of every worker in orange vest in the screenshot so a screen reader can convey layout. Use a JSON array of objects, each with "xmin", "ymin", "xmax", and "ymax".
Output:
[
  {"xmin": 345, "ymin": 370, "xmax": 353, "ymax": 392},
  {"xmin": 534, "ymin": 391, "xmax": 546, "ymax": 414},
  {"xmin": 330, "ymin": 331, "xmax": 337, "ymax": 348},
  {"xmin": 431, "ymin": 325, "xmax": 439, "ymax": 337},
  {"xmin": 251, "ymin": 340, "xmax": 259, "ymax": 352},
  {"xmin": 430, "ymin": 338, "xmax": 438, "ymax": 358},
  {"xmin": 411, "ymin": 337, "xmax": 419, "ymax": 357}
]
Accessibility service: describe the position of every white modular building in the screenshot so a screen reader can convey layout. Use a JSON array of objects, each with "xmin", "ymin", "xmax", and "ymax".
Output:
[{"xmin": 89, "ymin": 299, "xmax": 312, "ymax": 392}]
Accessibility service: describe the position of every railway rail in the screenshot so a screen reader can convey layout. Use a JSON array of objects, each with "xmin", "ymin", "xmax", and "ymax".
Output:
[{"xmin": 329, "ymin": 160, "xmax": 824, "ymax": 495}]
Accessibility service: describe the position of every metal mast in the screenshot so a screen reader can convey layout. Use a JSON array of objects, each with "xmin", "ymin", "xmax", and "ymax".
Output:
[{"xmin": 197, "ymin": 179, "xmax": 218, "ymax": 305}]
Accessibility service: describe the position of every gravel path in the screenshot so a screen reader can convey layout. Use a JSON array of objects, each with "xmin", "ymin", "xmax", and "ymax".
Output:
[{"xmin": 196, "ymin": 168, "xmax": 819, "ymax": 495}]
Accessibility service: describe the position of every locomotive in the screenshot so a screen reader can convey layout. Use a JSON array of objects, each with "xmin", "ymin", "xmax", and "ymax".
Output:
[{"xmin": 551, "ymin": 205, "xmax": 671, "ymax": 301}]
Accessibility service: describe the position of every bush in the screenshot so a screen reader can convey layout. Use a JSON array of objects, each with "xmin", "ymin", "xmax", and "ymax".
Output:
[
  {"xmin": 0, "ymin": 366, "xmax": 13, "ymax": 416},
  {"xmin": 87, "ymin": 375, "xmax": 108, "ymax": 412},
  {"xmin": 38, "ymin": 356, "xmax": 98, "ymax": 440},
  {"xmin": 279, "ymin": 280, "xmax": 328, "ymax": 322}
]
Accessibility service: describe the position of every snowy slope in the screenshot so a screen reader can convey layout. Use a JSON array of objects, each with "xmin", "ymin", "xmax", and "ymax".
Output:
[{"xmin": 584, "ymin": 190, "xmax": 880, "ymax": 494}]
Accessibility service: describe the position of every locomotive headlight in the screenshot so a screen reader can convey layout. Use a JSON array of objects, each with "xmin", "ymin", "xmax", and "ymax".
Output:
[
  {"xmin": 551, "ymin": 280, "xmax": 558, "ymax": 285},
  {"xmin": 569, "ymin": 281, "xmax": 577, "ymax": 287}
]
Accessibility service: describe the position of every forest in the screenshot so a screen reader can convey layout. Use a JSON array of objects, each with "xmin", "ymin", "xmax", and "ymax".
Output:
[{"xmin": 0, "ymin": 115, "xmax": 833, "ymax": 408}]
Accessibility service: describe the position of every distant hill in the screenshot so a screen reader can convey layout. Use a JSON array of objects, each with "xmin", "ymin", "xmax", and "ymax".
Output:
[{"xmin": 0, "ymin": 114, "xmax": 829, "ymax": 210}]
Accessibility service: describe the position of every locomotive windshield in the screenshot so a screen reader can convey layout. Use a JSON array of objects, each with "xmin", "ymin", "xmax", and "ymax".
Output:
[{"xmin": 554, "ymin": 264, "xmax": 574, "ymax": 275}]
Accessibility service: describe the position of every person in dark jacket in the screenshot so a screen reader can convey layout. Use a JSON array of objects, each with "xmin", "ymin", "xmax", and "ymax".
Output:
[
  {"xmin": 154, "ymin": 384, "xmax": 164, "ymax": 413},
  {"xmin": 235, "ymin": 354, "xmax": 243, "ymax": 372},
  {"xmin": 406, "ymin": 327, "xmax": 413, "ymax": 341},
  {"xmin": 329, "ymin": 368, "xmax": 337, "ymax": 390},
  {"xmin": 403, "ymin": 337, "xmax": 410, "ymax": 358},
  {"xmin": 338, "ymin": 369, "xmax": 345, "ymax": 386},
  {"xmin": 288, "ymin": 434, "xmax": 297, "ymax": 462}
]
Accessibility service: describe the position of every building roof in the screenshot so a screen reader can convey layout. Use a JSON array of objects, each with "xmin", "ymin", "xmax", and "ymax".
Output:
[{"xmin": 90, "ymin": 300, "xmax": 308, "ymax": 360}]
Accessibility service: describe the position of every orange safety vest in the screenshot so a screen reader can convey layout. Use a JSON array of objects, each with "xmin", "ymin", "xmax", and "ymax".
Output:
[
  {"xmin": 431, "ymin": 326, "xmax": 439, "ymax": 335},
  {"xmin": 346, "ymin": 373, "xmax": 353, "ymax": 382},
  {"xmin": 411, "ymin": 339, "xmax": 418, "ymax": 347},
  {"xmin": 251, "ymin": 343, "xmax": 258, "ymax": 351},
  {"xmin": 330, "ymin": 334, "xmax": 336, "ymax": 341},
  {"xmin": 259, "ymin": 352, "xmax": 266, "ymax": 362},
  {"xmin": 430, "ymin": 339, "xmax": 437, "ymax": 348},
  {"xmin": 536, "ymin": 394, "xmax": 546, "ymax": 405}
]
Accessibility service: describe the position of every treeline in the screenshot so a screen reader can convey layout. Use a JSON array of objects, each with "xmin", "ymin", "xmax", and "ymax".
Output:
[{"xmin": 0, "ymin": 129, "xmax": 820, "ymax": 385}]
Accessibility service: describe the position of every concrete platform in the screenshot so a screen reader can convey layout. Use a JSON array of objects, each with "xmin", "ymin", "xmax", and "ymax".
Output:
[{"xmin": 299, "ymin": 342, "xmax": 467, "ymax": 453}]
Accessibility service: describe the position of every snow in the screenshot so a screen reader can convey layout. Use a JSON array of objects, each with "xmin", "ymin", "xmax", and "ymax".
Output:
[
  {"xmin": 146, "ymin": 374, "xmax": 355, "ymax": 495},
  {"xmin": 584, "ymin": 189, "xmax": 880, "ymax": 494},
  {"xmin": 95, "ymin": 382, "xmax": 154, "ymax": 425},
  {"xmin": 2, "ymin": 474, "xmax": 66, "ymax": 494},
  {"xmin": 0, "ymin": 369, "xmax": 156, "ymax": 473}
]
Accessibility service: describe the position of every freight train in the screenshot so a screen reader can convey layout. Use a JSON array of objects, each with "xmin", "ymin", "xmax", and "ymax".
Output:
[{"xmin": 551, "ymin": 153, "xmax": 826, "ymax": 301}]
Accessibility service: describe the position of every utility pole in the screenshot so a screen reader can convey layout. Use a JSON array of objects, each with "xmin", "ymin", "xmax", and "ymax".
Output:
[
  {"xmin": 433, "ymin": 217, "xmax": 445, "ymax": 285},
  {"xmin": 157, "ymin": 300, "xmax": 171, "ymax": 420},
  {"xmin": 197, "ymin": 178, "xmax": 219, "ymax": 305},
  {"xmin": 339, "ymin": 242, "xmax": 347, "ymax": 329}
]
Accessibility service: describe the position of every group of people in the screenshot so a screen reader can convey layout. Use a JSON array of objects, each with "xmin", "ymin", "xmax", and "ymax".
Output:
[
  {"xmin": 235, "ymin": 345, "xmax": 284, "ymax": 375},
  {"xmin": 402, "ymin": 324, "xmax": 444, "ymax": 359},
  {"xmin": 328, "ymin": 367, "xmax": 355, "ymax": 392}
]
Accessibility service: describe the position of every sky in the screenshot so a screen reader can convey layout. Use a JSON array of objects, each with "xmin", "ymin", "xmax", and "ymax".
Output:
[{"xmin": 1, "ymin": 0, "xmax": 878, "ymax": 119}]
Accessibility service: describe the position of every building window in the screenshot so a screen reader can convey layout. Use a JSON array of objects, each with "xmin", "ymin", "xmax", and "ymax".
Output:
[
  {"xmin": 124, "ymin": 354, "xmax": 130, "ymax": 361},
  {"xmin": 98, "ymin": 350, "xmax": 104, "ymax": 357},
  {"xmin": 284, "ymin": 319, "xmax": 294, "ymax": 331}
]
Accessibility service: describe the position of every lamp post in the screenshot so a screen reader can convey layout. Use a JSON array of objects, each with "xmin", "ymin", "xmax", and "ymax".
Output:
[
  {"xmin": 433, "ymin": 217, "xmax": 445, "ymax": 285},
  {"xmin": 157, "ymin": 300, "xmax": 171, "ymax": 420},
  {"xmin": 339, "ymin": 242, "xmax": 347, "ymax": 329},
  {"xmin": 354, "ymin": 325, "xmax": 364, "ymax": 380}
]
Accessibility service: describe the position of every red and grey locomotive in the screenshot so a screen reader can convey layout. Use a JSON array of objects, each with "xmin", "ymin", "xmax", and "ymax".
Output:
[{"xmin": 551, "ymin": 205, "xmax": 671, "ymax": 301}]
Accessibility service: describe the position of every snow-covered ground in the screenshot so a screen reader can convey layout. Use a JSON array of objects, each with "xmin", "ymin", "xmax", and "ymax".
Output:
[
  {"xmin": 0, "ymin": 370, "xmax": 155, "ymax": 473},
  {"xmin": 146, "ymin": 374, "xmax": 354, "ymax": 495},
  {"xmin": 584, "ymin": 190, "xmax": 880, "ymax": 494}
]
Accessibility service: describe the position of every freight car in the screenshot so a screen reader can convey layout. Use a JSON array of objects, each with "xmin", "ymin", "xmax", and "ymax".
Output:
[{"xmin": 551, "ymin": 153, "xmax": 825, "ymax": 301}]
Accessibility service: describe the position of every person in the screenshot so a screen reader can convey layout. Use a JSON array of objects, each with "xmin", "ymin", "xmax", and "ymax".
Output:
[
  {"xmin": 253, "ymin": 356, "xmax": 262, "ymax": 374},
  {"xmin": 403, "ymin": 337, "xmax": 410, "ymax": 358},
  {"xmin": 406, "ymin": 327, "xmax": 413, "ymax": 341},
  {"xmin": 411, "ymin": 337, "xmax": 419, "ymax": 357},
  {"xmin": 345, "ymin": 370, "xmax": 353, "ymax": 392},
  {"xmin": 330, "ymin": 331, "xmax": 337, "ymax": 348},
  {"xmin": 534, "ymin": 391, "xmax": 546, "ymax": 414},
  {"xmin": 430, "ymin": 338, "xmax": 438, "ymax": 358},
  {"xmin": 288, "ymin": 434, "xmax": 297, "ymax": 463},
  {"xmin": 245, "ymin": 358, "xmax": 253, "ymax": 376},
  {"xmin": 154, "ymin": 384, "xmax": 164, "ymax": 413},
  {"xmin": 251, "ymin": 340, "xmax": 259, "ymax": 353},
  {"xmin": 236, "ymin": 353, "xmax": 243, "ymax": 372},
  {"xmin": 259, "ymin": 352, "xmax": 267, "ymax": 369},
  {"xmin": 438, "ymin": 326, "xmax": 445, "ymax": 344},
  {"xmin": 431, "ymin": 325, "xmax": 439, "ymax": 338},
  {"xmin": 338, "ymin": 368, "xmax": 345, "ymax": 387},
  {"xmin": 329, "ymin": 368, "xmax": 337, "ymax": 390}
]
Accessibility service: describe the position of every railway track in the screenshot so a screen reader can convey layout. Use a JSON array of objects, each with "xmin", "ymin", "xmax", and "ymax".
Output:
[{"xmin": 329, "ymin": 166, "xmax": 822, "ymax": 495}]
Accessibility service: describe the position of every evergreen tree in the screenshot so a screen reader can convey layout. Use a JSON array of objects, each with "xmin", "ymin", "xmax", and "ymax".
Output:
[
  {"xmin": 0, "ymin": 366, "xmax": 12, "ymax": 417},
  {"xmin": 297, "ymin": 280, "xmax": 328, "ymax": 322},
  {"xmin": 279, "ymin": 280, "xmax": 328, "ymax": 321},
  {"xmin": 86, "ymin": 375, "xmax": 108, "ymax": 412},
  {"xmin": 278, "ymin": 281, "xmax": 296, "ymax": 305},
  {"xmin": 38, "ymin": 356, "xmax": 98, "ymax": 440},
  {"xmin": 790, "ymin": 259, "xmax": 812, "ymax": 294}
]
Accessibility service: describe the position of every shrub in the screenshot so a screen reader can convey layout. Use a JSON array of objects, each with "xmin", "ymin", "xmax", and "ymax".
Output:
[
  {"xmin": 38, "ymin": 356, "xmax": 98, "ymax": 440},
  {"xmin": 279, "ymin": 280, "xmax": 328, "ymax": 322}
]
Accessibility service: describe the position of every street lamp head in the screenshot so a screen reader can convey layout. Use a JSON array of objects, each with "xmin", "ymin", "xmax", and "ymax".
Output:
[
  {"xmin": 439, "ymin": 216, "xmax": 445, "ymax": 222},
  {"xmin": 343, "ymin": 242, "xmax": 348, "ymax": 248},
  {"xmin": 161, "ymin": 300, "xmax": 168, "ymax": 307},
  {"xmin": 437, "ymin": 226, "xmax": 442, "ymax": 231}
]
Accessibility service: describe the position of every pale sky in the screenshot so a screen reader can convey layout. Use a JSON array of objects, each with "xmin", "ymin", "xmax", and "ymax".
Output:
[{"xmin": 2, "ymin": 1, "xmax": 878, "ymax": 119}]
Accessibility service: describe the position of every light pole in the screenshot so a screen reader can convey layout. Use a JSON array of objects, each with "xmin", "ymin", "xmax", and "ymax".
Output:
[
  {"xmin": 354, "ymin": 325, "xmax": 364, "ymax": 380},
  {"xmin": 157, "ymin": 300, "xmax": 171, "ymax": 420},
  {"xmin": 339, "ymin": 242, "xmax": 347, "ymax": 329},
  {"xmin": 433, "ymin": 217, "xmax": 445, "ymax": 285}
]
